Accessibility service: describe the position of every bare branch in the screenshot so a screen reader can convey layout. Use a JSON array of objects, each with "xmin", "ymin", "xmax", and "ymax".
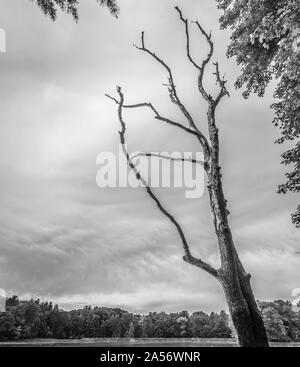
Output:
[
  {"xmin": 174, "ymin": 5, "xmax": 227, "ymax": 174},
  {"xmin": 109, "ymin": 86, "xmax": 219, "ymax": 280},
  {"xmin": 183, "ymin": 255, "xmax": 219, "ymax": 278},
  {"xmin": 193, "ymin": 20, "xmax": 214, "ymax": 69},
  {"xmin": 134, "ymin": 32, "xmax": 193, "ymax": 124},
  {"xmin": 175, "ymin": 8, "xmax": 229, "ymax": 109},
  {"xmin": 175, "ymin": 6, "xmax": 201, "ymax": 70},
  {"xmin": 131, "ymin": 152, "xmax": 204, "ymax": 166},
  {"xmin": 105, "ymin": 93, "xmax": 199, "ymax": 137},
  {"xmin": 133, "ymin": 31, "xmax": 211, "ymax": 160},
  {"xmin": 213, "ymin": 62, "xmax": 230, "ymax": 106},
  {"xmin": 192, "ymin": 20, "xmax": 214, "ymax": 103},
  {"xmin": 133, "ymin": 31, "xmax": 194, "ymax": 125}
]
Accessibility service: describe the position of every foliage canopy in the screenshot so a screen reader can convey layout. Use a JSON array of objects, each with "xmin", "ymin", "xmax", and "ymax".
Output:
[
  {"xmin": 217, "ymin": 0, "xmax": 300, "ymax": 227},
  {"xmin": 29, "ymin": 0, "xmax": 119, "ymax": 21}
]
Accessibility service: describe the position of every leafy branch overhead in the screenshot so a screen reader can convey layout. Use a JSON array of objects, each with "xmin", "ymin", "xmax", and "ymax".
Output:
[
  {"xmin": 217, "ymin": 0, "xmax": 300, "ymax": 227},
  {"xmin": 28, "ymin": 0, "xmax": 119, "ymax": 21}
]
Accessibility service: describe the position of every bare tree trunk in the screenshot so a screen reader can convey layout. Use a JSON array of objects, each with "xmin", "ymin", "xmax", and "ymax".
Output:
[
  {"xmin": 206, "ymin": 101, "xmax": 268, "ymax": 347},
  {"xmin": 219, "ymin": 246, "xmax": 269, "ymax": 347},
  {"xmin": 106, "ymin": 6, "xmax": 269, "ymax": 347},
  {"xmin": 208, "ymin": 156, "xmax": 268, "ymax": 345}
]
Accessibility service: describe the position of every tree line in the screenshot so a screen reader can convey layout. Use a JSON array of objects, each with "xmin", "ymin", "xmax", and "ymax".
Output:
[{"xmin": 0, "ymin": 296, "xmax": 299, "ymax": 342}]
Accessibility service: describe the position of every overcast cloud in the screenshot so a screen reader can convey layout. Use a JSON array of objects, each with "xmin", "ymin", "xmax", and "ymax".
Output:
[{"xmin": 0, "ymin": 0, "xmax": 299, "ymax": 314}]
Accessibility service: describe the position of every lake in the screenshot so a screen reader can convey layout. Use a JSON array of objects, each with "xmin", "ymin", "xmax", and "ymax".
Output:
[{"xmin": 0, "ymin": 338, "xmax": 299, "ymax": 347}]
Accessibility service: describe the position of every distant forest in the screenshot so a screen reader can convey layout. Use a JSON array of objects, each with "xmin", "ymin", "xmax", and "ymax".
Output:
[{"xmin": 0, "ymin": 296, "xmax": 299, "ymax": 342}]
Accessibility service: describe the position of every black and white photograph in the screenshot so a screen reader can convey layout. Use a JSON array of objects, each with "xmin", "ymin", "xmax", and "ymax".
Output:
[{"xmin": 0, "ymin": 0, "xmax": 299, "ymax": 360}]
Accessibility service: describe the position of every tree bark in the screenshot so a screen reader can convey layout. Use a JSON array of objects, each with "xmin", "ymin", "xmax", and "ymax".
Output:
[
  {"xmin": 219, "ymin": 256, "xmax": 269, "ymax": 347},
  {"xmin": 207, "ymin": 119, "xmax": 269, "ymax": 346}
]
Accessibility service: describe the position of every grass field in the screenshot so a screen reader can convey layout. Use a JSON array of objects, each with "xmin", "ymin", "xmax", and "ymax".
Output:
[{"xmin": 0, "ymin": 338, "xmax": 299, "ymax": 347}]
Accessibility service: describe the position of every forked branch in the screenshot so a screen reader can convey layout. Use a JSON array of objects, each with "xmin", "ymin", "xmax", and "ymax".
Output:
[
  {"xmin": 176, "ymin": 7, "xmax": 229, "ymax": 107},
  {"xmin": 192, "ymin": 20, "xmax": 214, "ymax": 103},
  {"xmin": 107, "ymin": 86, "xmax": 219, "ymax": 279},
  {"xmin": 133, "ymin": 31, "xmax": 210, "ymax": 158},
  {"xmin": 104, "ymin": 8, "xmax": 233, "ymax": 281},
  {"xmin": 105, "ymin": 93, "xmax": 199, "ymax": 137}
]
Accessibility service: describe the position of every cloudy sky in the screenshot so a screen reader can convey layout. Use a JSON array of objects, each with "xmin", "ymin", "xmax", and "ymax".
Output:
[{"xmin": 0, "ymin": 0, "xmax": 299, "ymax": 314}]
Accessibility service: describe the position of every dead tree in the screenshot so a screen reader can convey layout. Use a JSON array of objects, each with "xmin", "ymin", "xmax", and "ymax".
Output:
[{"xmin": 106, "ymin": 7, "xmax": 269, "ymax": 347}]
